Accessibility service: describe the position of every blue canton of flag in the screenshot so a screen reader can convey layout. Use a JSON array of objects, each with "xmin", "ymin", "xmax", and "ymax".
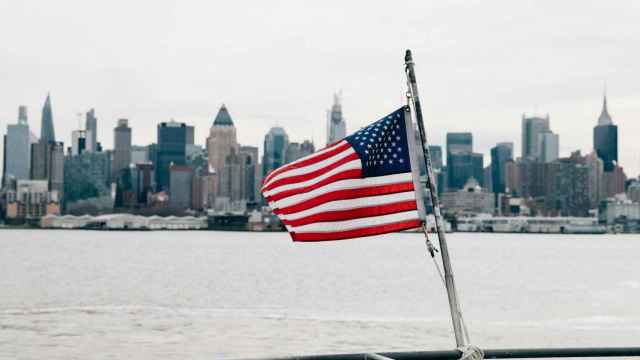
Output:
[{"xmin": 344, "ymin": 106, "xmax": 412, "ymax": 178}]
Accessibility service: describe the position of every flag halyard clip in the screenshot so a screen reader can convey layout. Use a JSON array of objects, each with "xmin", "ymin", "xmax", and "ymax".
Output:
[{"xmin": 422, "ymin": 223, "xmax": 439, "ymax": 258}]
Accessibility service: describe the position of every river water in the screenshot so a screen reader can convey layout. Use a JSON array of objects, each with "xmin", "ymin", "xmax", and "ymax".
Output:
[{"xmin": 0, "ymin": 230, "xmax": 638, "ymax": 359}]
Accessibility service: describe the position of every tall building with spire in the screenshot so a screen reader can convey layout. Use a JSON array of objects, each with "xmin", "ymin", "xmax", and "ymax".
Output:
[
  {"xmin": 30, "ymin": 94, "xmax": 64, "ymax": 197},
  {"xmin": 40, "ymin": 93, "xmax": 56, "ymax": 143},
  {"xmin": 207, "ymin": 104, "xmax": 245, "ymax": 208},
  {"xmin": 593, "ymin": 95, "xmax": 618, "ymax": 172},
  {"xmin": 207, "ymin": 104, "xmax": 239, "ymax": 176},
  {"xmin": 326, "ymin": 93, "xmax": 346, "ymax": 146}
]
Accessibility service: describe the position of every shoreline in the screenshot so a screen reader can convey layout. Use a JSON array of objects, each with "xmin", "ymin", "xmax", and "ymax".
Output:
[{"xmin": 0, "ymin": 225, "xmax": 630, "ymax": 234}]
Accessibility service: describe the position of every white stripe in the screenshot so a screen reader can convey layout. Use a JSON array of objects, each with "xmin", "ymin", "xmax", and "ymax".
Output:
[
  {"xmin": 268, "ymin": 172, "xmax": 413, "ymax": 210},
  {"xmin": 262, "ymin": 147, "xmax": 355, "ymax": 189},
  {"xmin": 263, "ymin": 140, "xmax": 347, "ymax": 183},
  {"xmin": 263, "ymin": 159, "xmax": 362, "ymax": 198},
  {"xmin": 280, "ymin": 191, "xmax": 417, "ymax": 221},
  {"xmin": 289, "ymin": 210, "xmax": 420, "ymax": 233}
]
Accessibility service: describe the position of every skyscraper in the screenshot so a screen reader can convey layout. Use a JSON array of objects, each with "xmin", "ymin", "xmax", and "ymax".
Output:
[
  {"xmin": 217, "ymin": 148, "xmax": 243, "ymax": 208},
  {"xmin": 593, "ymin": 95, "xmax": 618, "ymax": 172},
  {"xmin": 284, "ymin": 140, "xmax": 315, "ymax": 164},
  {"xmin": 169, "ymin": 164, "xmax": 193, "ymax": 209},
  {"xmin": 538, "ymin": 132, "xmax": 559, "ymax": 163},
  {"xmin": 490, "ymin": 142, "xmax": 514, "ymax": 194},
  {"xmin": 207, "ymin": 105, "xmax": 239, "ymax": 175},
  {"xmin": 30, "ymin": 141, "xmax": 49, "ymax": 181},
  {"xmin": 112, "ymin": 119, "xmax": 132, "ymax": 181},
  {"xmin": 48, "ymin": 142, "xmax": 65, "ymax": 196},
  {"xmin": 18, "ymin": 105, "xmax": 27, "ymax": 123},
  {"xmin": 130, "ymin": 145, "xmax": 149, "ymax": 164},
  {"xmin": 63, "ymin": 151, "xmax": 112, "ymax": 206},
  {"xmin": 156, "ymin": 120, "xmax": 187, "ymax": 191},
  {"xmin": 446, "ymin": 132, "xmax": 473, "ymax": 190},
  {"xmin": 40, "ymin": 94, "xmax": 56, "ymax": 143},
  {"xmin": 186, "ymin": 125, "xmax": 195, "ymax": 146},
  {"xmin": 71, "ymin": 130, "xmax": 88, "ymax": 156},
  {"xmin": 583, "ymin": 151, "xmax": 604, "ymax": 208},
  {"xmin": 206, "ymin": 105, "xmax": 243, "ymax": 206},
  {"xmin": 326, "ymin": 93, "xmax": 346, "ymax": 145},
  {"xmin": 239, "ymin": 145, "xmax": 260, "ymax": 204},
  {"xmin": 85, "ymin": 108, "xmax": 97, "ymax": 152},
  {"xmin": 446, "ymin": 132, "xmax": 472, "ymax": 154},
  {"xmin": 552, "ymin": 153, "xmax": 590, "ymax": 217},
  {"xmin": 3, "ymin": 106, "xmax": 32, "ymax": 184},
  {"xmin": 262, "ymin": 127, "xmax": 289, "ymax": 178},
  {"xmin": 31, "ymin": 95, "xmax": 64, "ymax": 196},
  {"xmin": 521, "ymin": 115, "xmax": 549, "ymax": 160},
  {"xmin": 428, "ymin": 145, "xmax": 443, "ymax": 171},
  {"xmin": 471, "ymin": 153, "xmax": 484, "ymax": 187}
]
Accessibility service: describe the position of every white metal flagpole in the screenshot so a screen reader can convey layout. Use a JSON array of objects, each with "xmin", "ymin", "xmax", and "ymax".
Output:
[{"xmin": 404, "ymin": 49, "xmax": 468, "ymax": 348}]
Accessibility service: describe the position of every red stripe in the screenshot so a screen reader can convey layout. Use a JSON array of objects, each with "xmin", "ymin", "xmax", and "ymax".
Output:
[
  {"xmin": 263, "ymin": 142, "xmax": 351, "ymax": 185},
  {"xmin": 290, "ymin": 219, "xmax": 422, "ymax": 242},
  {"xmin": 282, "ymin": 200, "xmax": 417, "ymax": 227},
  {"xmin": 273, "ymin": 181, "xmax": 415, "ymax": 215},
  {"xmin": 266, "ymin": 169, "xmax": 362, "ymax": 203},
  {"xmin": 262, "ymin": 152, "xmax": 359, "ymax": 192}
]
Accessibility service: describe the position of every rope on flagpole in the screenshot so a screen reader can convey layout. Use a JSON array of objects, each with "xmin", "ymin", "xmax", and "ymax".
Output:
[{"xmin": 422, "ymin": 225, "xmax": 472, "ymax": 347}]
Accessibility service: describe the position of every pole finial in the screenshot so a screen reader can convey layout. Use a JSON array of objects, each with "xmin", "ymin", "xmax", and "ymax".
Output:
[{"xmin": 405, "ymin": 49, "xmax": 413, "ymax": 64}]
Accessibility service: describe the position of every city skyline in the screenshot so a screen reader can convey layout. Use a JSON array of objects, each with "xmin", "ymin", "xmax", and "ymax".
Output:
[
  {"xmin": 0, "ymin": 92, "xmax": 636, "ymax": 180},
  {"xmin": 1, "ymin": 1, "xmax": 640, "ymax": 176}
]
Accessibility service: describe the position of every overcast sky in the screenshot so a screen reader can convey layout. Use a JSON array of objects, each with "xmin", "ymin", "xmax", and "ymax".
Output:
[{"xmin": 1, "ymin": 0, "xmax": 639, "ymax": 176}]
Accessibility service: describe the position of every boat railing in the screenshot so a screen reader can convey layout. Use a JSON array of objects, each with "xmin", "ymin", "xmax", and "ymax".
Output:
[{"xmin": 244, "ymin": 346, "xmax": 640, "ymax": 360}]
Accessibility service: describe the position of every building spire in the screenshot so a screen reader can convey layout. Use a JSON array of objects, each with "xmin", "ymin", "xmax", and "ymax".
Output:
[
  {"xmin": 213, "ymin": 103, "xmax": 234, "ymax": 126},
  {"xmin": 598, "ymin": 94, "xmax": 613, "ymax": 125},
  {"xmin": 40, "ymin": 92, "xmax": 56, "ymax": 143}
]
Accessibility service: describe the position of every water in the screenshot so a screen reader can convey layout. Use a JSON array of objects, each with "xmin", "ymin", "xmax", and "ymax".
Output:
[{"xmin": 0, "ymin": 230, "xmax": 638, "ymax": 359}]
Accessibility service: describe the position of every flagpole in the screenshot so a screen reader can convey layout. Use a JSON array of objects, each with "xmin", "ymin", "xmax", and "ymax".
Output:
[{"xmin": 404, "ymin": 49, "xmax": 467, "ymax": 348}]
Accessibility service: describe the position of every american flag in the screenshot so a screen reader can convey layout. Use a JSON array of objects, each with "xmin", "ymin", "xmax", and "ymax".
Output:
[{"xmin": 261, "ymin": 106, "xmax": 424, "ymax": 241}]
